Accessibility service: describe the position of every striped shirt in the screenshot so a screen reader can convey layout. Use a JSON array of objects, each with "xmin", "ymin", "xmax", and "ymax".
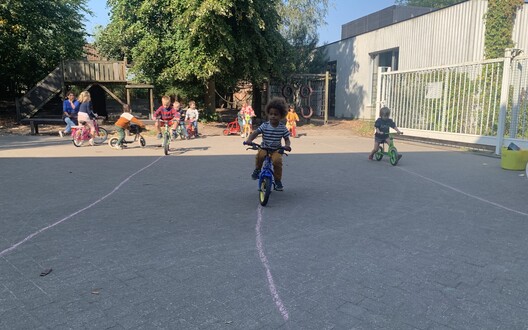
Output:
[{"xmin": 257, "ymin": 121, "xmax": 290, "ymax": 149}]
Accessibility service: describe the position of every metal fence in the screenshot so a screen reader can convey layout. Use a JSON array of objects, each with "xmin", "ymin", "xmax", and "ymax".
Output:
[{"xmin": 379, "ymin": 55, "xmax": 528, "ymax": 152}]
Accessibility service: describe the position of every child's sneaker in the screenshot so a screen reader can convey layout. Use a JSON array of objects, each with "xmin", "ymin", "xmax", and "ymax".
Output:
[
  {"xmin": 58, "ymin": 131, "xmax": 63, "ymax": 138},
  {"xmin": 274, "ymin": 181, "xmax": 284, "ymax": 191},
  {"xmin": 251, "ymin": 169, "xmax": 260, "ymax": 180},
  {"xmin": 157, "ymin": 133, "xmax": 162, "ymax": 139},
  {"xmin": 368, "ymin": 154, "xmax": 373, "ymax": 160},
  {"xmin": 89, "ymin": 138, "xmax": 94, "ymax": 146}
]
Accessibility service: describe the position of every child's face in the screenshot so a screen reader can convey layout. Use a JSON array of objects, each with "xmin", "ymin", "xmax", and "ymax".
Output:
[
  {"xmin": 268, "ymin": 108, "xmax": 281, "ymax": 125},
  {"xmin": 162, "ymin": 99, "xmax": 170, "ymax": 107},
  {"xmin": 189, "ymin": 102, "xmax": 196, "ymax": 109}
]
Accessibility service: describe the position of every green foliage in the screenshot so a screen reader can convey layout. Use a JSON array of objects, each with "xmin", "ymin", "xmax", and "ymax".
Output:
[
  {"xmin": 395, "ymin": 0, "xmax": 463, "ymax": 8},
  {"xmin": 483, "ymin": 0, "xmax": 524, "ymax": 59},
  {"xmin": 95, "ymin": 0, "xmax": 330, "ymax": 104},
  {"xmin": 0, "ymin": 0, "xmax": 89, "ymax": 98}
]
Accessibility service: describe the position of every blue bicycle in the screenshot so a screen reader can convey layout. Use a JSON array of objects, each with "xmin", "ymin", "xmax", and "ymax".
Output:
[{"xmin": 244, "ymin": 142, "xmax": 287, "ymax": 206}]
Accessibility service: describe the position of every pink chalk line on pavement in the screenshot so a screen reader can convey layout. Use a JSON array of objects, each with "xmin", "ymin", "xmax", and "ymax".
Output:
[
  {"xmin": 256, "ymin": 204, "xmax": 289, "ymax": 322},
  {"xmin": 0, "ymin": 157, "xmax": 163, "ymax": 258}
]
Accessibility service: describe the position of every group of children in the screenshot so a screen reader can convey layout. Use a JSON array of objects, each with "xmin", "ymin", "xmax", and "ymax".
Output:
[
  {"xmin": 72, "ymin": 92, "xmax": 401, "ymax": 192},
  {"xmin": 110, "ymin": 95, "xmax": 201, "ymax": 149},
  {"xmin": 153, "ymin": 96, "xmax": 200, "ymax": 140}
]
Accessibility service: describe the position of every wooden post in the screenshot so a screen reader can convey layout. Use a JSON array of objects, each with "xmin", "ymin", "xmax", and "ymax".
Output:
[
  {"xmin": 324, "ymin": 70, "xmax": 330, "ymax": 125},
  {"xmin": 126, "ymin": 88, "xmax": 130, "ymax": 106},
  {"xmin": 149, "ymin": 88, "xmax": 154, "ymax": 119}
]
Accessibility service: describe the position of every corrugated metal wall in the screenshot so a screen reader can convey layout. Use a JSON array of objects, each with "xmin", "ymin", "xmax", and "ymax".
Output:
[
  {"xmin": 324, "ymin": 1, "xmax": 528, "ymax": 120},
  {"xmin": 513, "ymin": 4, "xmax": 528, "ymax": 53}
]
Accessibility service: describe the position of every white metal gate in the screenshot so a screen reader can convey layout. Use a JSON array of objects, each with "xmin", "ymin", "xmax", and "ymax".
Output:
[{"xmin": 379, "ymin": 53, "xmax": 528, "ymax": 153}]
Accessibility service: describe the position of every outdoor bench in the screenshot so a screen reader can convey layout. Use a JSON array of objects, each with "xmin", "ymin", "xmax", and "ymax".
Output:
[{"xmin": 20, "ymin": 117, "xmax": 65, "ymax": 135}]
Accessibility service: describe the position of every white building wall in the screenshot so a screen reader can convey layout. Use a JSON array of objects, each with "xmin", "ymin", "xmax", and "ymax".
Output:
[
  {"xmin": 513, "ymin": 4, "xmax": 528, "ymax": 53},
  {"xmin": 326, "ymin": 0, "xmax": 493, "ymax": 119}
]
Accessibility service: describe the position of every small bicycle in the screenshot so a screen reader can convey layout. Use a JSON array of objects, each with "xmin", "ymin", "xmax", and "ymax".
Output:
[
  {"xmin": 159, "ymin": 119, "xmax": 173, "ymax": 155},
  {"xmin": 244, "ymin": 142, "xmax": 288, "ymax": 206},
  {"xmin": 186, "ymin": 120, "xmax": 198, "ymax": 139},
  {"xmin": 174, "ymin": 119, "xmax": 188, "ymax": 140},
  {"xmin": 71, "ymin": 118, "xmax": 108, "ymax": 147},
  {"xmin": 108, "ymin": 124, "xmax": 146, "ymax": 149},
  {"xmin": 374, "ymin": 132, "xmax": 403, "ymax": 166},
  {"xmin": 241, "ymin": 118, "xmax": 251, "ymax": 139}
]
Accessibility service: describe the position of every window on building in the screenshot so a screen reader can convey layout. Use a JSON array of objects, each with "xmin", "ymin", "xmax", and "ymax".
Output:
[{"xmin": 370, "ymin": 48, "xmax": 399, "ymax": 106}]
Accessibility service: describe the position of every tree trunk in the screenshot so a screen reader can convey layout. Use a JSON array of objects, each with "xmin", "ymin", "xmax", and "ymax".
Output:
[
  {"xmin": 252, "ymin": 83, "xmax": 262, "ymax": 119},
  {"xmin": 205, "ymin": 79, "xmax": 215, "ymax": 114}
]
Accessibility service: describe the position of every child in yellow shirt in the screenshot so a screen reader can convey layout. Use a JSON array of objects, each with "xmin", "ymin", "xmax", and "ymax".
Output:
[{"xmin": 285, "ymin": 105, "xmax": 300, "ymax": 138}]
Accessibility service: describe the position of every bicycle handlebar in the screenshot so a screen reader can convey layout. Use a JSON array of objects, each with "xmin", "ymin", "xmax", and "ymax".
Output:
[{"xmin": 243, "ymin": 141, "xmax": 289, "ymax": 154}]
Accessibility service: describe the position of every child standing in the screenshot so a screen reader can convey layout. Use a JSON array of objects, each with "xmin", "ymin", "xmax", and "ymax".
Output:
[
  {"xmin": 185, "ymin": 100, "xmax": 200, "ymax": 137},
  {"xmin": 368, "ymin": 106, "xmax": 402, "ymax": 160},
  {"xmin": 245, "ymin": 97, "xmax": 291, "ymax": 191},
  {"xmin": 285, "ymin": 104, "xmax": 300, "ymax": 138},
  {"xmin": 154, "ymin": 95, "xmax": 178, "ymax": 139},
  {"xmin": 113, "ymin": 104, "xmax": 145, "ymax": 149}
]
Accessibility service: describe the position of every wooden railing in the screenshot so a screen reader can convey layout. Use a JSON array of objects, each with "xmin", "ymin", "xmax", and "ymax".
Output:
[{"xmin": 63, "ymin": 60, "xmax": 127, "ymax": 83}]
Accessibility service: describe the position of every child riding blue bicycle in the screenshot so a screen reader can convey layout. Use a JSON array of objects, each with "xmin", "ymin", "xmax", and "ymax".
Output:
[{"xmin": 245, "ymin": 97, "xmax": 291, "ymax": 191}]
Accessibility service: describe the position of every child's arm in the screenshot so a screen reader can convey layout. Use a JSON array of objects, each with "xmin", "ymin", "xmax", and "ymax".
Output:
[
  {"xmin": 131, "ymin": 117, "xmax": 145, "ymax": 127},
  {"xmin": 283, "ymin": 136, "xmax": 291, "ymax": 151},
  {"xmin": 245, "ymin": 130, "xmax": 260, "ymax": 144}
]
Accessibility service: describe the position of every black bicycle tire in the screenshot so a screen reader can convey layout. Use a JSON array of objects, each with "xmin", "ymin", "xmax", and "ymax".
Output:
[
  {"xmin": 259, "ymin": 177, "xmax": 272, "ymax": 206},
  {"xmin": 140, "ymin": 136, "xmax": 146, "ymax": 147},
  {"xmin": 375, "ymin": 146, "xmax": 383, "ymax": 161},
  {"xmin": 163, "ymin": 133, "xmax": 170, "ymax": 155},
  {"xmin": 108, "ymin": 137, "xmax": 119, "ymax": 148},
  {"xmin": 389, "ymin": 148, "xmax": 399, "ymax": 166},
  {"xmin": 94, "ymin": 127, "xmax": 108, "ymax": 144}
]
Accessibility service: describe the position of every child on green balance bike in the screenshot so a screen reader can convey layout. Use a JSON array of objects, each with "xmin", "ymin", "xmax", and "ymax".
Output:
[
  {"xmin": 245, "ymin": 97, "xmax": 291, "ymax": 191},
  {"xmin": 368, "ymin": 106, "xmax": 403, "ymax": 165}
]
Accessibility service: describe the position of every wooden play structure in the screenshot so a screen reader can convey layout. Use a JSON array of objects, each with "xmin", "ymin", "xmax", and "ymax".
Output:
[{"xmin": 16, "ymin": 60, "xmax": 154, "ymax": 134}]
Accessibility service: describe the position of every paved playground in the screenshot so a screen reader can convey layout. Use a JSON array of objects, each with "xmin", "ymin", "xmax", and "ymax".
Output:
[{"xmin": 1, "ymin": 127, "xmax": 527, "ymax": 329}]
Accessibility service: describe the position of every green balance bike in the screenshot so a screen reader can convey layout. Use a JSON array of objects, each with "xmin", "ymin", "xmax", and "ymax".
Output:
[{"xmin": 375, "ymin": 132, "xmax": 402, "ymax": 166}]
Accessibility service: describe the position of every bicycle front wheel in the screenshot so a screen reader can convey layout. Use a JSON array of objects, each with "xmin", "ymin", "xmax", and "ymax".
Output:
[
  {"xmin": 389, "ymin": 148, "xmax": 399, "ymax": 166},
  {"xmin": 93, "ymin": 127, "xmax": 108, "ymax": 144},
  {"xmin": 259, "ymin": 177, "xmax": 272, "ymax": 206},
  {"xmin": 163, "ymin": 133, "xmax": 170, "ymax": 155}
]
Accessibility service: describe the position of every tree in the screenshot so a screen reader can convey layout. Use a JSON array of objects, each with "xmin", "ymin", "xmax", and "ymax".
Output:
[
  {"xmin": 277, "ymin": 0, "xmax": 330, "ymax": 73},
  {"xmin": 95, "ymin": 0, "xmax": 330, "ymax": 112},
  {"xmin": 395, "ymin": 0, "xmax": 463, "ymax": 8},
  {"xmin": 0, "ymin": 0, "xmax": 89, "ymax": 98}
]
